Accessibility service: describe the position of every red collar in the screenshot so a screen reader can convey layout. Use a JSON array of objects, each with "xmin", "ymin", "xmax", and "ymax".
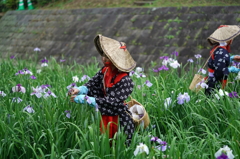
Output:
[{"xmin": 102, "ymin": 62, "xmax": 128, "ymax": 89}]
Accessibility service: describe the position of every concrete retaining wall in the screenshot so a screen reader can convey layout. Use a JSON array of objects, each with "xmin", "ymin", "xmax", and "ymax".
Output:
[{"xmin": 0, "ymin": 6, "xmax": 240, "ymax": 68}]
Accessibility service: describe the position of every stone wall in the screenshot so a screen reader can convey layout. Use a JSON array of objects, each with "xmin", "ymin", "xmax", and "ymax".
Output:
[{"xmin": 0, "ymin": 6, "xmax": 240, "ymax": 68}]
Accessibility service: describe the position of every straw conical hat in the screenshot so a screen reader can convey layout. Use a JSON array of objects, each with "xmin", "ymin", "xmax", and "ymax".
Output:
[
  {"xmin": 94, "ymin": 34, "xmax": 136, "ymax": 72},
  {"xmin": 207, "ymin": 25, "xmax": 240, "ymax": 45}
]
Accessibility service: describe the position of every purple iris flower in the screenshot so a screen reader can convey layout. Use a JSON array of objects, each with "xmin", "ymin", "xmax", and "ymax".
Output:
[
  {"xmin": 217, "ymin": 153, "xmax": 228, "ymax": 159},
  {"xmin": 10, "ymin": 55, "xmax": 15, "ymax": 59},
  {"xmin": 0, "ymin": 91, "xmax": 6, "ymax": 97},
  {"xmin": 65, "ymin": 110, "xmax": 71, "ymax": 118},
  {"xmin": 229, "ymin": 91, "xmax": 238, "ymax": 98},
  {"xmin": 150, "ymin": 137, "xmax": 161, "ymax": 143},
  {"xmin": 150, "ymin": 136, "xmax": 158, "ymax": 142},
  {"xmin": 23, "ymin": 105, "xmax": 35, "ymax": 113},
  {"xmin": 15, "ymin": 70, "xmax": 25, "ymax": 75},
  {"xmin": 157, "ymin": 141, "xmax": 168, "ymax": 152},
  {"xmin": 177, "ymin": 93, "xmax": 190, "ymax": 105},
  {"xmin": 12, "ymin": 97, "xmax": 22, "ymax": 103},
  {"xmin": 159, "ymin": 56, "xmax": 169, "ymax": 60},
  {"xmin": 177, "ymin": 97, "xmax": 185, "ymax": 105},
  {"xmin": 34, "ymin": 47, "xmax": 41, "ymax": 52},
  {"xmin": 41, "ymin": 84, "xmax": 51, "ymax": 89},
  {"xmin": 81, "ymin": 75, "xmax": 91, "ymax": 81},
  {"xmin": 30, "ymin": 75, "xmax": 36, "ymax": 79},
  {"xmin": 85, "ymin": 96, "xmax": 92, "ymax": 104},
  {"xmin": 160, "ymin": 65, "xmax": 169, "ymax": 71},
  {"xmin": 41, "ymin": 59, "xmax": 48, "ymax": 63},
  {"xmin": 232, "ymin": 61, "xmax": 240, "ymax": 67},
  {"xmin": 129, "ymin": 71, "xmax": 135, "ymax": 76},
  {"xmin": 17, "ymin": 84, "xmax": 22, "ymax": 91},
  {"xmin": 172, "ymin": 51, "xmax": 179, "ymax": 56},
  {"xmin": 187, "ymin": 59, "xmax": 194, "ymax": 63},
  {"xmin": 145, "ymin": 80, "xmax": 153, "ymax": 87},
  {"xmin": 60, "ymin": 59, "xmax": 66, "ymax": 62},
  {"xmin": 67, "ymin": 83, "xmax": 77, "ymax": 90},
  {"xmin": 139, "ymin": 73, "xmax": 144, "ymax": 77},
  {"xmin": 154, "ymin": 65, "xmax": 169, "ymax": 72},
  {"xmin": 194, "ymin": 54, "xmax": 202, "ymax": 59},
  {"xmin": 44, "ymin": 90, "xmax": 57, "ymax": 98}
]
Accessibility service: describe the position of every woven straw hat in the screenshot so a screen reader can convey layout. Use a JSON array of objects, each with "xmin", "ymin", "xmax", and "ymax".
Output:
[
  {"xmin": 94, "ymin": 34, "xmax": 136, "ymax": 72},
  {"xmin": 207, "ymin": 25, "xmax": 240, "ymax": 45}
]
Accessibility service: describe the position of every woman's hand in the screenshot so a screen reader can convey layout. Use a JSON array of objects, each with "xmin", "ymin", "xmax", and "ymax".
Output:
[
  {"xmin": 234, "ymin": 55, "xmax": 240, "ymax": 62},
  {"xmin": 231, "ymin": 55, "xmax": 240, "ymax": 62},
  {"xmin": 68, "ymin": 88, "xmax": 80, "ymax": 96},
  {"xmin": 70, "ymin": 95, "xmax": 77, "ymax": 102}
]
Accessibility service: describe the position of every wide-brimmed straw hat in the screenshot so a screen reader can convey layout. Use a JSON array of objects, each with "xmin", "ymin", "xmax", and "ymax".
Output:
[
  {"xmin": 94, "ymin": 34, "xmax": 136, "ymax": 72},
  {"xmin": 207, "ymin": 25, "xmax": 240, "ymax": 45}
]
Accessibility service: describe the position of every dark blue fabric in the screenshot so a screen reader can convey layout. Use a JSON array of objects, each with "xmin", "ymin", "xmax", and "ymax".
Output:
[
  {"xmin": 205, "ymin": 47, "xmax": 230, "ymax": 96},
  {"xmin": 208, "ymin": 47, "xmax": 230, "ymax": 80}
]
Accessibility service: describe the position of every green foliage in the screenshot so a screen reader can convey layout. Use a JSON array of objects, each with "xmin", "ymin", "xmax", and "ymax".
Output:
[
  {"xmin": 176, "ymin": 30, "xmax": 181, "ymax": 36},
  {"xmin": 1, "ymin": 0, "xmax": 17, "ymax": 11},
  {"xmin": 164, "ymin": 35, "xmax": 175, "ymax": 39},
  {"xmin": 197, "ymin": 44, "xmax": 204, "ymax": 50},
  {"xmin": 0, "ymin": 54, "xmax": 240, "ymax": 158},
  {"xmin": 185, "ymin": 35, "xmax": 190, "ymax": 40},
  {"xmin": 236, "ymin": 18, "xmax": 240, "ymax": 22},
  {"xmin": 130, "ymin": 39, "xmax": 142, "ymax": 46},
  {"xmin": 167, "ymin": 17, "xmax": 183, "ymax": 23},
  {"xmin": 0, "ymin": 0, "xmax": 239, "ymax": 11},
  {"xmin": 130, "ymin": 17, "xmax": 136, "ymax": 23},
  {"xmin": 1, "ymin": 0, "xmax": 239, "ymax": 11}
]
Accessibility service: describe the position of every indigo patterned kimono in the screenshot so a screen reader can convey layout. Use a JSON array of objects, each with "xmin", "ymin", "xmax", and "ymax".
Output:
[
  {"xmin": 84, "ymin": 66, "xmax": 135, "ymax": 142},
  {"xmin": 205, "ymin": 46, "xmax": 230, "ymax": 96}
]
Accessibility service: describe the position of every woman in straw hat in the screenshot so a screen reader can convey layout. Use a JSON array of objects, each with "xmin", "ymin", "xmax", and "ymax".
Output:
[
  {"xmin": 205, "ymin": 25, "xmax": 240, "ymax": 96},
  {"xmin": 69, "ymin": 34, "xmax": 136, "ymax": 145}
]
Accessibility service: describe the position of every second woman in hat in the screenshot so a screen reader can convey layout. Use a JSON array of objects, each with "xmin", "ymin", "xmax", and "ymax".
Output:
[{"xmin": 205, "ymin": 25, "xmax": 240, "ymax": 96}]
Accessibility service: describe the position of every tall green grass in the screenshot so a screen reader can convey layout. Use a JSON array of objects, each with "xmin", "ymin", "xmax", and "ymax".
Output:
[
  {"xmin": 0, "ymin": 54, "xmax": 239, "ymax": 158},
  {"xmin": 41, "ymin": 0, "xmax": 240, "ymax": 10}
]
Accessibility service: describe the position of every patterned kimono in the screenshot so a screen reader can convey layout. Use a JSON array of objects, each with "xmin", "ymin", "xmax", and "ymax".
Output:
[
  {"xmin": 84, "ymin": 66, "xmax": 135, "ymax": 142},
  {"xmin": 205, "ymin": 46, "xmax": 230, "ymax": 96}
]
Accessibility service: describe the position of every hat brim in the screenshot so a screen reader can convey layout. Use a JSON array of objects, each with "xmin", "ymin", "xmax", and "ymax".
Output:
[
  {"xmin": 94, "ymin": 34, "xmax": 136, "ymax": 72},
  {"xmin": 207, "ymin": 25, "xmax": 240, "ymax": 45}
]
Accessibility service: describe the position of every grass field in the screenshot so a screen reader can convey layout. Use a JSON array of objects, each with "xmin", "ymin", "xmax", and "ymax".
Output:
[
  {"xmin": 40, "ymin": 0, "xmax": 240, "ymax": 10},
  {"xmin": 0, "ymin": 51, "xmax": 239, "ymax": 158}
]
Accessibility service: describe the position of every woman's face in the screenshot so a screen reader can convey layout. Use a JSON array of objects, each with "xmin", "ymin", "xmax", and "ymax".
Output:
[{"xmin": 101, "ymin": 54, "xmax": 111, "ymax": 64}]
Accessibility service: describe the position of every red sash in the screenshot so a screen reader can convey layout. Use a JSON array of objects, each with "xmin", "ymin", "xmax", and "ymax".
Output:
[
  {"xmin": 100, "ymin": 65, "xmax": 128, "ymax": 139},
  {"xmin": 100, "ymin": 115, "xmax": 118, "ymax": 139}
]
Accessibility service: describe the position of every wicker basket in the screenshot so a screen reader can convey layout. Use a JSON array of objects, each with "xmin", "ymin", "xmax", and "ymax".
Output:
[
  {"xmin": 126, "ymin": 96, "xmax": 150, "ymax": 128},
  {"xmin": 189, "ymin": 74, "xmax": 204, "ymax": 92}
]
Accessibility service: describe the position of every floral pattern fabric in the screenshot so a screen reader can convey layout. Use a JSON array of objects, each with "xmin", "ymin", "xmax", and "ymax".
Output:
[
  {"xmin": 84, "ymin": 67, "xmax": 135, "ymax": 141},
  {"xmin": 208, "ymin": 47, "xmax": 230, "ymax": 80},
  {"xmin": 206, "ymin": 47, "xmax": 230, "ymax": 95}
]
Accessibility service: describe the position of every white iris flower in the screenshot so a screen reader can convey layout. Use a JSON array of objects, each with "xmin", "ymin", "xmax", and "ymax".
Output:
[{"xmin": 134, "ymin": 143, "xmax": 149, "ymax": 156}]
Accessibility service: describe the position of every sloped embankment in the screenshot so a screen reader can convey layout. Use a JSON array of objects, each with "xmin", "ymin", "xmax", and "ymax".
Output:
[{"xmin": 0, "ymin": 6, "xmax": 239, "ymax": 68}]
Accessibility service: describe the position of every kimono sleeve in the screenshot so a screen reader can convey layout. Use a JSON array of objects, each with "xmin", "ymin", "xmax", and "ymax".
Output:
[{"xmin": 84, "ymin": 68, "xmax": 104, "ymax": 97}]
